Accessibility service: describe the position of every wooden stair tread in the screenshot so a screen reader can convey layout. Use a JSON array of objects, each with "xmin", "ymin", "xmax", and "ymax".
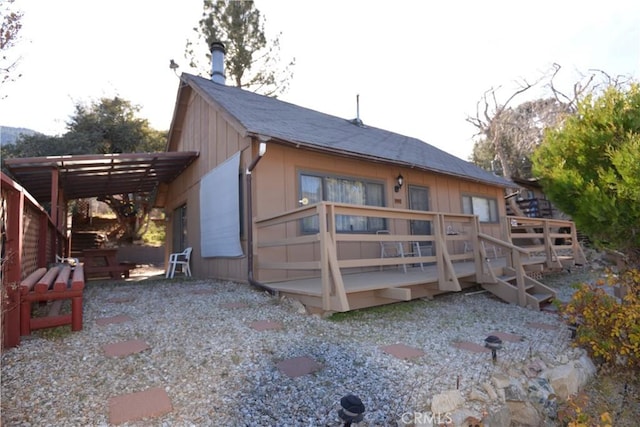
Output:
[{"xmin": 529, "ymin": 293, "xmax": 554, "ymax": 301}]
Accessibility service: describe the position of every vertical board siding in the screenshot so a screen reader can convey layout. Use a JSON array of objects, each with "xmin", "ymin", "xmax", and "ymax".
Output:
[
  {"xmin": 166, "ymin": 90, "xmax": 509, "ymax": 283},
  {"xmin": 167, "ymin": 94, "xmax": 250, "ymax": 280}
]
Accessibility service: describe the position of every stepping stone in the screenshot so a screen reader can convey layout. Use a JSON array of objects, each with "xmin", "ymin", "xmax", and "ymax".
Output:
[
  {"xmin": 249, "ymin": 320, "xmax": 283, "ymax": 331},
  {"xmin": 451, "ymin": 341, "xmax": 491, "ymax": 353},
  {"xmin": 106, "ymin": 297, "xmax": 135, "ymax": 304},
  {"xmin": 96, "ymin": 315, "xmax": 133, "ymax": 326},
  {"xmin": 487, "ymin": 331, "xmax": 523, "ymax": 342},
  {"xmin": 380, "ymin": 343, "xmax": 425, "ymax": 359},
  {"xmin": 526, "ymin": 322, "xmax": 559, "ymax": 331},
  {"xmin": 276, "ymin": 356, "xmax": 321, "ymax": 378},
  {"xmin": 103, "ymin": 339, "xmax": 150, "ymax": 358},
  {"xmin": 220, "ymin": 302, "xmax": 249, "ymax": 309},
  {"xmin": 108, "ymin": 386, "xmax": 172, "ymax": 425}
]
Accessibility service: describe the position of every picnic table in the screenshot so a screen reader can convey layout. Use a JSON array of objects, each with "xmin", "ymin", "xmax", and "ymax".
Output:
[{"xmin": 82, "ymin": 248, "xmax": 134, "ymax": 279}]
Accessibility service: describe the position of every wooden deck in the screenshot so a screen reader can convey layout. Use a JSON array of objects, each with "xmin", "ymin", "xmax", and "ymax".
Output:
[
  {"xmin": 268, "ymin": 261, "xmax": 481, "ymax": 297},
  {"xmin": 254, "ymin": 203, "xmax": 584, "ymax": 312},
  {"xmin": 266, "ymin": 257, "xmax": 545, "ymax": 312}
]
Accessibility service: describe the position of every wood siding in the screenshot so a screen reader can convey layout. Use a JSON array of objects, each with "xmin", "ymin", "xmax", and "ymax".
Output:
[
  {"xmin": 165, "ymin": 91, "xmax": 251, "ymax": 280},
  {"xmin": 165, "ymin": 89, "xmax": 507, "ymax": 283}
]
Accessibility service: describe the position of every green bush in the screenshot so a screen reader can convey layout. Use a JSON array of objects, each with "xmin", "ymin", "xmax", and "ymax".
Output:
[{"xmin": 141, "ymin": 219, "xmax": 165, "ymax": 246}]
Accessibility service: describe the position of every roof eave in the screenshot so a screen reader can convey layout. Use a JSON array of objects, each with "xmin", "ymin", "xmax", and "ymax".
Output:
[{"xmin": 248, "ymin": 134, "xmax": 515, "ymax": 189}]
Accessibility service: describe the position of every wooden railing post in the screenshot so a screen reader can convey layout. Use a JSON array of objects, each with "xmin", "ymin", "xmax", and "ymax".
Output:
[
  {"xmin": 434, "ymin": 214, "xmax": 445, "ymax": 285},
  {"xmin": 513, "ymin": 251, "xmax": 527, "ymax": 307},
  {"xmin": 503, "ymin": 217, "xmax": 514, "ymax": 269},
  {"xmin": 3, "ymin": 187, "xmax": 24, "ymax": 348},
  {"xmin": 317, "ymin": 203, "xmax": 330, "ymax": 311},
  {"xmin": 570, "ymin": 222, "xmax": 587, "ymax": 265},
  {"xmin": 543, "ymin": 220, "xmax": 553, "ymax": 268},
  {"xmin": 471, "ymin": 216, "xmax": 483, "ymax": 279}
]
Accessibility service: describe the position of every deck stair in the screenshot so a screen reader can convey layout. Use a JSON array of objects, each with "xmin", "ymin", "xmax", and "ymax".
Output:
[
  {"xmin": 480, "ymin": 258, "xmax": 556, "ymax": 310},
  {"xmin": 475, "ymin": 228, "xmax": 562, "ymax": 310},
  {"xmin": 475, "ymin": 215, "xmax": 587, "ymax": 309}
]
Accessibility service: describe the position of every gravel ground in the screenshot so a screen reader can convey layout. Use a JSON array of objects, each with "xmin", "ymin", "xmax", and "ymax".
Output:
[{"xmin": 1, "ymin": 266, "xmax": 596, "ymax": 426}]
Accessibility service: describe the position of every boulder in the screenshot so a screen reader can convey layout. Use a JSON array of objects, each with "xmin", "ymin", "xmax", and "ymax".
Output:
[
  {"xmin": 481, "ymin": 381, "xmax": 498, "ymax": 401},
  {"xmin": 506, "ymin": 401, "xmax": 542, "ymax": 426},
  {"xmin": 483, "ymin": 405, "xmax": 511, "ymax": 427},
  {"xmin": 468, "ymin": 388, "xmax": 488, "ymax": 402},
  {"xmin": 430, "ymin": 390, "xmax": 465, "ymax": 414},
  {"xmin": 544, "ymin": 355, "xmax": 595, "ymax": 401}
]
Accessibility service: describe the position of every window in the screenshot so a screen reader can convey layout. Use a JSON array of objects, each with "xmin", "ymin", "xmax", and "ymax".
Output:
[
  {"xmin": 462, "ymin": 195, "xmax": 498, "ymax": 223},
  {"xmin": 300, "ymin": 173, "xmax": 385, "ymax": 232}
]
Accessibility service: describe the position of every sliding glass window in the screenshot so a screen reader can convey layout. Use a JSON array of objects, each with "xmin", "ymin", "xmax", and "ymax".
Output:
[{"xmin": 300, "ymin": 173, "xmax": 385, "ymax": 233}]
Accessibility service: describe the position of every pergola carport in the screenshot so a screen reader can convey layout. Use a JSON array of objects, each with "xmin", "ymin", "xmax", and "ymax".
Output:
[
  {"xmin": 4, "ymin": 151, "xmax": 199, "ymax": 206},
  {"xmin": 3, "ymin": 150, "xmax": 198, "ymax": 259}
]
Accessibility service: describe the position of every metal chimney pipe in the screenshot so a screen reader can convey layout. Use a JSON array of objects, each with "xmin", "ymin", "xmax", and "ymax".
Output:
[{"xmin": 210, "ymin": 41, "xmax": 226, "ymax": 84}]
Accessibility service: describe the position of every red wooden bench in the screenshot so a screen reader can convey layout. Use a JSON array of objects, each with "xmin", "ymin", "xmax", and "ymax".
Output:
[{"xmin": 19, "ymin": 263, "xmax": 85, "ymax": 336}]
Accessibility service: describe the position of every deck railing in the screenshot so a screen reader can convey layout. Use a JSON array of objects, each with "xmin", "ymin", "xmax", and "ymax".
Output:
[
  {"xmin": 2, "ymin": 172, "xmax": 70, "ymax": 348},
  {"xmin": 254, "ymin": 203, "xmax": 485, "ymax": 309},
  {"xmin": 253, "ymin": 203, "xmax": 585, "ymax": 311},
  {"xmin": 504, "ymin": 216, "xmax": 587, "ymax": 268}
]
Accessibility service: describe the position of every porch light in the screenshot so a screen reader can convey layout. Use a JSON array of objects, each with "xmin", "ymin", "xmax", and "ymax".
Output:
[
  {"xmin": 394, "ymin": 174, "xmax": 404, "ymax": 193},
  {"xmin": 484, "ymin": 335, "xmax": 503, "ymax": 363},
  {"xmin": 338, "ymin": 394, "xmax": 365, "ymax": 426}
]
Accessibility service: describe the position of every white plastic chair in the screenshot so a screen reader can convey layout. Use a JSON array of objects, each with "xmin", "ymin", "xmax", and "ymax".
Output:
[
  {"xmin": 166, "ymin": 247, "xmax": 192, "ymax": 278},
  {"xmin": 56, "ymin": 254, "xmax": 80, "ymax": 267},
  {"xmin": 377, "ymin": 230, "xmax": 424, "ymax": 273},
  {"xmin": 463, "ymin": 240, "xmax": 499, "ymax": 259}
]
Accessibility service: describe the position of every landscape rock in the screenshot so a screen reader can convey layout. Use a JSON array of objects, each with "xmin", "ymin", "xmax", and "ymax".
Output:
[
  {"xmin": 526, "ymin": 377, "xmax": 554, "ymax": 405},
  {"xmin": 481, "ymin": 382, "xmax": 498, "ymax": 401},
  {"xmin": 430, "ymin": 390, "xmax": 465, "ymax": 415},
  {"xmin": 545, "ymin": 363, "xmax": 576, "ymax": 400},
  {"xmin": 504, "ymin": 381, "xmax": 527, "ymax": 401},
  {"xmin": 523, "ymin": 358, "xmax": 546, "ymax": 378},
  {"xmin": 468, "ymin": 388, "xmax": 488, "ymax": 402},
  {"xmin": 483, "ymin": 405, "xmax": 511, "ymax": 427},
  {"xmin": 506, "ymin": 400, "xmax": 542, "ymax": 426},
  {"xmin": 449, "ymin": 407, "xmax": 482, "ymax": 427},
  {"xmin": 491, "ymin": 373, "xmax": 511, "ymax": 389}
]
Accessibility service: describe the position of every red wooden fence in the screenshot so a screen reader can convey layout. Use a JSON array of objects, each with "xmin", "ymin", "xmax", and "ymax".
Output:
[{"xmin": 1, "ymin": 172, "xmax": 70, "ymax": 349}]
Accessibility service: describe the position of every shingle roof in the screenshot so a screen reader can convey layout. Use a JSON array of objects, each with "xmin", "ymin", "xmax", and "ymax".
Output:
[{"xmin": 183, "ymin": 73, "xmax": 514, "ymax": 188}]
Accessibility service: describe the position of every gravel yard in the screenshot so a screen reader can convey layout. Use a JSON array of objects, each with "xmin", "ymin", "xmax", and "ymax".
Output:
[{"xmin": 1, "ymin": 267, "xmax": 598, "ymax": 426}]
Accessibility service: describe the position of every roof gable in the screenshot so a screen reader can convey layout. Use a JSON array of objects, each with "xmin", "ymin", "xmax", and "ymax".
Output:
[{"xmin": 182, "ymin": 73, "xmax": 514, "ymax": 188}]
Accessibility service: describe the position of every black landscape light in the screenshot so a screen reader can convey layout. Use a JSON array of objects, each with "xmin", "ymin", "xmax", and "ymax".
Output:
[
  {"xmin": 568, "ymin": 322, "xmax": 578, "ymax": 339},
  {"xmin": 338, "ymin": 394, "xmax": 365, "ymax": 426},
  {"xmin": 484, "ymin": 335, "xmax": 503, "ymax": 363}
]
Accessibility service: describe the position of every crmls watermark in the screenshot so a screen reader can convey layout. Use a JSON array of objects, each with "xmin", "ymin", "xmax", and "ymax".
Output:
[{"xmin": 400, "ymin": 411, "xmax": 453, "ymax": 425}]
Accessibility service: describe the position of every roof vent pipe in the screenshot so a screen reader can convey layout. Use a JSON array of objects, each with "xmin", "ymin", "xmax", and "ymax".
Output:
[{"xmin": 210, "ymin": 41, "xmax": 226, "ymax": 85}]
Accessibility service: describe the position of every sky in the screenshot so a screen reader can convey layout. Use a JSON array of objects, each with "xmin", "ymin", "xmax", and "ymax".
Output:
[{"xmin": 1, "ymin": 0, "xmax": 639, "ymax": 160}]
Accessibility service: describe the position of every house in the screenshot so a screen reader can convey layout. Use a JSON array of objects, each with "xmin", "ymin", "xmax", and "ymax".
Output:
[{"xmin": 160, "ymin": 44, "xmax": 586, "ymax": 313}]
